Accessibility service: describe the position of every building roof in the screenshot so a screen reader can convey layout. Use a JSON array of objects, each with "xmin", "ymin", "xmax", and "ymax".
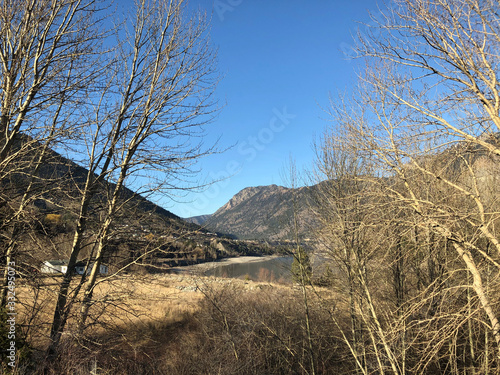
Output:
[
  {"xmin": 74, "ymin": 260, "xmax": 108, "ymax": 267},
  {"xmin": 44, "ymin": 260, "xmax": 69, "ymax": 266},
  {"xmin": 44, "ymin": 259, "xmax": 107, "ymax": 267}
]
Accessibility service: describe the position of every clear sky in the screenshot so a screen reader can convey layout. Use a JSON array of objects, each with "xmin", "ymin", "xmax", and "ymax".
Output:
[{"xmin": 164, "ymin": 0, "xmax": 381, "ymax": 218}]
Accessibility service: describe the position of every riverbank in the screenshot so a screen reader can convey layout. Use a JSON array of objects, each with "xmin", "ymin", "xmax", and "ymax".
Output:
[
  {"xmin": 171, "ymin": 255, "xmax": 282, "ymax": 273},
  {"xmin": 168, "ymin": 254, "xmax": 294, "ymax": 283}
]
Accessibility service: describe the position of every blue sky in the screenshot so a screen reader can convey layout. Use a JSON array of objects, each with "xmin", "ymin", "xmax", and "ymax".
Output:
[{"xmin": 165, "ymin": 0, "xmax": 381, "ymax": 218}]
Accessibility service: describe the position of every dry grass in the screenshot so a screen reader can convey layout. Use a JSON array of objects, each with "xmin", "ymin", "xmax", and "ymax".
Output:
[
  {"xmin": 12, "ymin": 272, "xmax": 341, "ymax": 374},
  {"xmin": 16, "ymin": 272, "xmax": 307, "ymax": 345}
]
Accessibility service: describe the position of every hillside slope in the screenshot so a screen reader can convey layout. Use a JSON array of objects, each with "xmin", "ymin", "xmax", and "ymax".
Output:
[
  {"xmin": 205, "ymin": 184, "xmax": 317, "ymax": 240},
  {"xmin": 185, "ymin": 214, "xmax": 212, "ymax": 225},
  {"xmin": 2, "ymin": 138, "xmax": 284, "ymax": 273}
]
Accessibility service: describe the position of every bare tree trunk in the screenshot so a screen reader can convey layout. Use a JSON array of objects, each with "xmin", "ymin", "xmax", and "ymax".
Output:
[
  {"xmin": 453, "ymin": 241, "xmax": 500, "ymax": 358},
  {"xmin": 77, "ymin": 172, "xmax": 123, "ymax": 331},
  {"xmin": 0, "ymin": 0, "xmax": 103, "ymax": 308},
  {"xmin": 286, "ymin": 158, "xmax": 316, "ymax": 375},
  {"xmin": 47, "ymin": 196, "xmax": 92, "ymax": 356},
  {"xmin": 47, "ymin": 0, "xmax": 219, "ymax": 356}
]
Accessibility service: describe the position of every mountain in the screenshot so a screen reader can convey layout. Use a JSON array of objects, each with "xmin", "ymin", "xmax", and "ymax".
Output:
[
  {"xmin": 204, "ymin": 134, "xmax": 500, "ymax": 241},
  {"xmin": 204, "ymin": 184, "xmax": 317, "ymax": 240},
  {"xmin": 2, "ymin": 137, "xmax": 282, "ymax": 272},
  {"xmin": 185, "ymin": 214, "xmax": 212, "ymax": 225}
]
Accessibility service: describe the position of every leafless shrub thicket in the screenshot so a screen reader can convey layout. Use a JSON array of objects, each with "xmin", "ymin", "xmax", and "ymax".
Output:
[{"xmin": 35, "ymin": 284, "xmax": 350, "ymax": 375}]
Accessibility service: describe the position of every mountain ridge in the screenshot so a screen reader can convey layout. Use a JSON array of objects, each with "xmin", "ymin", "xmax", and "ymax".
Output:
[
  {"xmin": 185, "ymin": 214, "xmax": 212, "ymax": 225},
  {"xmin": 204, "ymin": 184, "xmax": 316, "ymax": 240}
]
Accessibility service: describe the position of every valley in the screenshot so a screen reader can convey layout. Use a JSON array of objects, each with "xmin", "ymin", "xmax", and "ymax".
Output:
[{"xmin": 3, "ymin": 0, "xmax": 500, "ymax": 374}]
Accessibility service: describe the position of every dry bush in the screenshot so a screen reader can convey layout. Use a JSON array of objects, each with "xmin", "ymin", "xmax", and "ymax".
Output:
[
  {"xmin": 14, "ymin": 272, "xmax": 365, "ymax": 374},
  {"xmin": 165, "ymin": 285, "xmax": 349, "ymax": 375},
  {"xmin": 29, "ymin": 282, "xmax": 352, "ymax": 374}
]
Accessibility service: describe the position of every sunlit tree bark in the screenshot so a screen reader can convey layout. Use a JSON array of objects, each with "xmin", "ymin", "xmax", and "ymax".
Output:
[
  {"xmin": 47, "ymin": 0, "xmax": 219, "ymax": 355},
  {"xmin": 0, "ymin": 0, "xmax": 106, "ymax": 308}
]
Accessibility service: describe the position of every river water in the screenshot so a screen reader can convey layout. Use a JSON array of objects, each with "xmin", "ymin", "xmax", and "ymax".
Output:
[
  {"xmin": 205, "ymin": 256, "xmax": 293, "ymax": 282},
  {"xmin": 173, "ymin": 256, "xmax": 294, "ymax": 283}
]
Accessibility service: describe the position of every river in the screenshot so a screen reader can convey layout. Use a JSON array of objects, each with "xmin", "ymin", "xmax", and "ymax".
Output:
[{"xmin": 171, "ymin": 255, "xmax": 294, "ymax": 283}]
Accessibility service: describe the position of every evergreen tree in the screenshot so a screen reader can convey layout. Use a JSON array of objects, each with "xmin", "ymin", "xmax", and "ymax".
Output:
[{"xmin": 291, "ymin": 247, "xmax": 312, "ymax": 284}]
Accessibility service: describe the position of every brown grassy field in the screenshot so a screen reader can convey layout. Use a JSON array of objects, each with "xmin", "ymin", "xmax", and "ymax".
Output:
[{"xmin": 13, "ymin": 271, "xmax": 344, "ymax": 375}]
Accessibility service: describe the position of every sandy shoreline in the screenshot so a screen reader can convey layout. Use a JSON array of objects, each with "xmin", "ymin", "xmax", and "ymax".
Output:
[{"xmin": 170, "ymin": 255, "xmax": 284, "ymax": 274}]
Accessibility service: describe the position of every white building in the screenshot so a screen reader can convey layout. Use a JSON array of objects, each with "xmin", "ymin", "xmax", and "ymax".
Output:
[
  {"xmin": 41, "ymin": 260, "xmax": 69, "ymax": 274},
  {"xmin": 41, "ymin": 260, "xmax": 108, "ymax": 275},
  {"xmin": 74, "ymin": 261, "xmax": 108, "ymax": 275}
]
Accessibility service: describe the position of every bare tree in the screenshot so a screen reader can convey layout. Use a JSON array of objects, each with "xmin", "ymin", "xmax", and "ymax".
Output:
[
  {"xmin": 283, "ymin": 157, "xmax": 316, "ymax": 375},
  {"xmin": 0, "ymin": 0, "xmax": 106, "ymax": 307},
  {"xmin": 316, "ymin": 0, "xmax": 500, "ymax": 371},
  {"xmin": 46, "ymin": 0, "xmax": 219, "ymax": 356},
  {"xmin": 311, "ymin": 128, "xmax": 410, "ymax": 374}
]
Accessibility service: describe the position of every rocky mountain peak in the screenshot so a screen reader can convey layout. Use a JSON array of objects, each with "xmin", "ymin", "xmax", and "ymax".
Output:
[
  {"xmin": 219, "ymin": 185, "xmax": 285, "ymax": 211},
  {"xmin": 205, "ymin": 184, "xmax": 314, "ymax": 240}
]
